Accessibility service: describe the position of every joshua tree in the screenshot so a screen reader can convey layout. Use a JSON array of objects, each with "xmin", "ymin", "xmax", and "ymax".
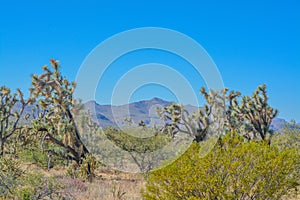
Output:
[
  {"xmin": 158, "ymin": 84, "xmax": 277, "ymax": 143},
  {"xmin": 0, "ymin": 86, "xmax": 34, "ymax": 156},
  {"xmin": 30, "ymin": 59, "xmax": 89, "ymax": 164},
  {"xmin": 157, "ymin": 87, "xmax": 227, "ymax": 143},
  {"xmin": 228, "ymin": 84, "xmax": 278, "ymax": 142}
]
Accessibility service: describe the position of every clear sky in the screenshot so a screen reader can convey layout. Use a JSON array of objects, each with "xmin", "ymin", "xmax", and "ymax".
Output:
[{"xmin": 0, "ymin": 0, "xmax": 299, "ymax": 121}]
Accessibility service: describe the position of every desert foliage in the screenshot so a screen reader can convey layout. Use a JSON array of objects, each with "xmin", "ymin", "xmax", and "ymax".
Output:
[{"xmin": 0, "ymin": 60, "xmax": 299, "ymax": 199}]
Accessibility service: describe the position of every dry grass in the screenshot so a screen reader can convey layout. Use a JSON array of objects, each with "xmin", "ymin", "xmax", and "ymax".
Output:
[
  {"xmin": 68, "ymin": 179, "xmax": 143, "ymax": 200},
  {"xmin": 55, "ymin": 167, "xmax": 145, "ymax": 200},
  {"xmin": 19, "ymin": 163, "xmax": 145, "ymax": 199}
]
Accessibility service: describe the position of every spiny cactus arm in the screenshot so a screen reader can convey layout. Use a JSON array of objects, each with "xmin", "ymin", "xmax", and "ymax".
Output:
[
  {"xmin": 181, "ymin": 109, "xmax": 195, "ymax": 135},
  {"xmin": 163, "ymin": 118, "xmax": 190, "ymax": 135},
  {"xmin": 174, "ymin": 123, "xmax": 192, "ymax": 135},
  {"xmin": 0, "ymin": 86, "xmax": 34, "ymax": 141},
  {"xmin": 228, "ymin": 91, "xmax": 242, "ymax": 115},
  {"xmin": 258, "ymin": 85, "xmax": 277, "ymax": 136},
  {"xmin": 39, "ymin": 128, "xmax": 81, "ymax": 162},
  {"xmin": 4, "ymin": 92, "xmax": 34, "ymax": 141},
  {"xmin": 258, "ymin": 86, "xmax": 278, "ymax": 128},
  {"xmin": 227, "ymin": 90, "xmax": 251, "ymax": 134},
  {"xmin": 64, "ymin": 108, "xmax": 85, "ymax": 143},
  {"xmin": 195, "ymin": 114, "xmax": 211, "ymax": 141},
  {"xmin": 164, "ymin": 104, "xmax": 195, "ymax": 136}
]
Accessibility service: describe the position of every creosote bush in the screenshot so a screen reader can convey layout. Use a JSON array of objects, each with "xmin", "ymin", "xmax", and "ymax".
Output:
[{"xmin": 143, "ymin": 132, "xmax": 300, "ymax": 200}]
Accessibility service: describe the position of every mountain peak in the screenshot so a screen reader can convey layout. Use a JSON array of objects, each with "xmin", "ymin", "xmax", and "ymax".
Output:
[
  {"xmin": 84, "ymin": 100, "xmax": 99, "ymax": 106},
  {"xmin": 149, "ymin": 97, "xmax": 168, "ymax": 103}
]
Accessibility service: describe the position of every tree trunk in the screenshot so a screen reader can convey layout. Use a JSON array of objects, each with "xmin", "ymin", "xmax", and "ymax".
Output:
[
  {"xmin": 0, "ymin": 138, "xmax": 4, "ymax": 156},
  {"xmin": 194, "ymin": 135, "xmax": 202, "ymax": 143}
]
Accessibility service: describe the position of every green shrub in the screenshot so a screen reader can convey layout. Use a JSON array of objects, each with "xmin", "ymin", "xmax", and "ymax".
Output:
[
  {"xmin": 272, "ymin": 121, "xmax": 300, "ymax": 150},
  {"xmin": 66, "ymin": 154, "xmax": 100, "ymax": 182},
  {"xmin": 143, "ymin": 133, "xmax": 300, "ymax": 200},
  {"xmin": 0, "ymin": 156, "xmax": 23, "ymax": 198},
  {"xmin": 19, "ymin": 147, "xmax": 67, "ymax": 170},
  {"xmin": 19, "ymin": 147, "xmax": 49, "ymax": 168},
  {"xmin": 1, "ymin": 156, "xmax": 64, "ymax": 199},
  {"xmin": 15, "ymin": 173, "xmax": 63, "ymax": 200}
]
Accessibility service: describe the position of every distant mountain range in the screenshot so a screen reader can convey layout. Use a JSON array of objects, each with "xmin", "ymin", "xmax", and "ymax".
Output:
[
  {"xmin": 13, "ymin": 97, "xmax": 295, "ymax": 131},
  {"xmin": 83, "ymin": 97, "xmax": 170, "ymax": 128},
  {"xmin": 83, "ymin": 98, "xmax": 294, "ymax": 132}
]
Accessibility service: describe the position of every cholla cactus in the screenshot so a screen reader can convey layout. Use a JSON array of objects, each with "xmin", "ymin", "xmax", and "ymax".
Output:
[
  {"xmin": 0, "ymin": 86, "xmax": 34, "ymax": 156},
  {"xmin": 228, "ymin": 84, "xmax": 278, "ymax": 142},
  {"xmin": 31, "ymin": 59, "xmax": 89, "ymax": 164}
]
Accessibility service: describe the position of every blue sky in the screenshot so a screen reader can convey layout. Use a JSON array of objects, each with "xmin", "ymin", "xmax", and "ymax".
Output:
[{"xmin": 0, "ymin": 0, "xmax": 299, "ymax": 121}]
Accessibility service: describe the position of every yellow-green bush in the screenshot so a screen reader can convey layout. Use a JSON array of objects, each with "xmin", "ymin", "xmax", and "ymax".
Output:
[
  {"xmin": 15, "ymin": 173, "xmax": 63, "ymax": 200},
  {"xmin": 66, "ymin": 154, "xmax": 100, "ymax": 182},
  {"xmin": 272, "ymin": 121, "xmax": 300, "ymax": 150},
  {"xmin": 143, "ymin": 133, "xmax": 300, "ymax": 200},
  {"xmin": 0, "ymin": 156, "xmax": 63, "ymax": 200},
  {"xmin": 0, "ymin": 156, "xmax": 23, "ymax": 198}
]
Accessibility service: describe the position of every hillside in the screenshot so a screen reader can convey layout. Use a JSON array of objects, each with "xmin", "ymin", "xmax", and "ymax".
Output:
[
  {"xmin": 83, "ymin": 98, "xmax": 292, "ymax": 131},
  {"xmin": 13, "ymin": 98, "xmax": 294, "ymax": 131}
]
